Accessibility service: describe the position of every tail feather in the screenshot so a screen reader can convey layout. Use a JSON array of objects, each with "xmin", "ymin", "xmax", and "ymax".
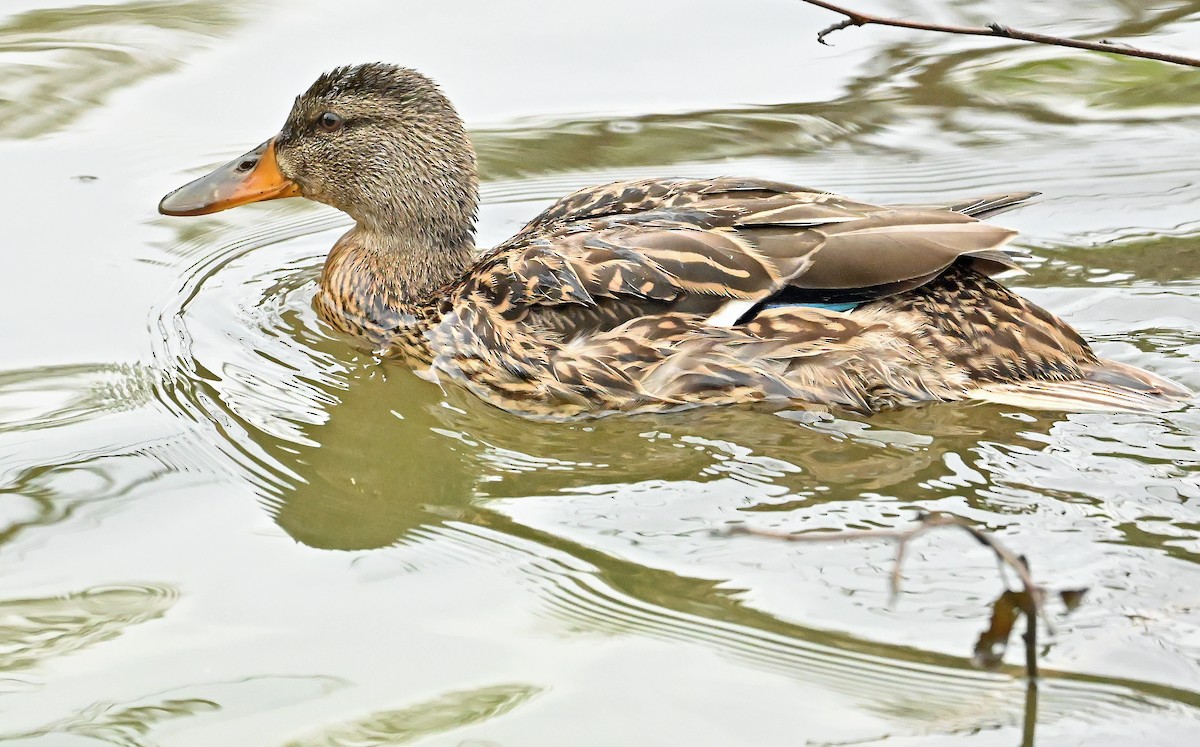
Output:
[
  {"xmin": 968, "ymin": 359, "xmax": 1191, "ymax": 413},
  {"xmin": 897, "ymin": 191, "xmax": 1040, "ymax": 220},
  {"xmin": 945, "ymin": 192, "xmax": 1041, "ymax": 219}
]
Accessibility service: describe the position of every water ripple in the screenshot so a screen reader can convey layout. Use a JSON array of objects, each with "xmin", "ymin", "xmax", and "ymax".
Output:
[
  {"xmin": 0, "ymin": 0, "xmax": 251, "ymax": 139},
  {"xmin": 0, "ymin": 583, "xmax": 177, "ymax": 673},
  {"xmin": 365, "ymin": 521, "xmax": 1200, "ymax": 742}
]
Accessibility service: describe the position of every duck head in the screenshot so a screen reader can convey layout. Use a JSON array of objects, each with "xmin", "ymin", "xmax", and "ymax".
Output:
[{"xmin": 159, "ymin": 63, "xmax": 479, "ymax": 254}]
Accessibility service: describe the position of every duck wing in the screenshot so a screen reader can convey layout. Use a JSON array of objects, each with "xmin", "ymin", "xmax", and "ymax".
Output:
[{"xmin": 463, "ymin": 178, "xmax": 1024, "ymax": 337}]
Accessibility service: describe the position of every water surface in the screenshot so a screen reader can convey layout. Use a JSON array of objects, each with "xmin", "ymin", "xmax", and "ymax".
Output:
[{"xmin": 3, "ymin": 1, "xmax": 1200, "ymax": 744}]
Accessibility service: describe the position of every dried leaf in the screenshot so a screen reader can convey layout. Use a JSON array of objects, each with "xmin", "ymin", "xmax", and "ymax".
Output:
[{"xmin": 973, "ymin": 589, "xmax": 1032, "ymax": 670}]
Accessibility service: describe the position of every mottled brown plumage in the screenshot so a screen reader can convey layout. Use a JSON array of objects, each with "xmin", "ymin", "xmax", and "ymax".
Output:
[{"xmin": 159, "ymin": 63, "xmax": 1190, "ymax": 419}]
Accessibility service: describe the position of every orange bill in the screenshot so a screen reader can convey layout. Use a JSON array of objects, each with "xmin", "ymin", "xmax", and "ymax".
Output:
[{"xmin": 158, "ymin": 138, "xmax": 300, "ymax": 216}]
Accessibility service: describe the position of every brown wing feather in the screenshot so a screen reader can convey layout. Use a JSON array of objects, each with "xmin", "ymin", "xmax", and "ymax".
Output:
[
  {"xmin": 791, "ymin": 211, "xmax": 1018, "ymax": 289},
  {"xmin": 474, "ymin": 177, "xmax": 1021, "ymax": 342}
]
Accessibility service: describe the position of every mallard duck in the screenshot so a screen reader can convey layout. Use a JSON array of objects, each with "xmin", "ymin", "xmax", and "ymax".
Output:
[{"xmin": 159, "ymin": 63, "xmax": 1190, "ymax": 419}]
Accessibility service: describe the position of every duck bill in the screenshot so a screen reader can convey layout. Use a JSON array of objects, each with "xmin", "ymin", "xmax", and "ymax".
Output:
[{"xmin": 158, "ymin": 138, "xmax": 301, "ymax": 216}]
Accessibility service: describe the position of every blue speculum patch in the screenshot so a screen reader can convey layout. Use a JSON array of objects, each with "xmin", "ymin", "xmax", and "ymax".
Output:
[{"xmin": 764, "ymin": 301, "xmax": 860, "ymax": 313}]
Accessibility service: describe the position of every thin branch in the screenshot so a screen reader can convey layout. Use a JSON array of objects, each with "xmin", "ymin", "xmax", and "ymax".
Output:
[
  {"xmin": 1022, "ymin": 663, "xmax": 1039, "ymax": 747},
  {"xmin": 1023, "ymin": 571, "xmax": 1039, "ymax": 680},
  {"xmin": 724, "ymin": 513, "xmax": 1041, "ymax": 614},
  {"xmin": 797, "ymin": 0, "xmax": 1200, "ymax": 68},
  {"xmin": 722, "ymin": 512, "xmax": 1069, "ymax": 679}
]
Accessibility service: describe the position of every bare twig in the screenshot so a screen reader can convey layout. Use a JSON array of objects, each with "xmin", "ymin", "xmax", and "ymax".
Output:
[
  {"xmin": 797, "ymin": 0, "xmax": 1200, "ymax": 68},
  {"xmin": 724, "ymin": 513, "xmax": 1041, "ymax": 614},
  {"xmin": 722, "ymin": 512, "xmax": 1072, "ymax": 679},
  {"xmin": 1024, "ymin": 577, "xmax": 1038, "ymax": 679},
  {"xmin": 1022, "ymin": 670, "xmax": 1039, "ymax": 747}
]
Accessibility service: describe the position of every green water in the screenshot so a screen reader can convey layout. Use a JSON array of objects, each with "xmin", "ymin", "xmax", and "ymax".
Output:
[{"xmin": 2, "ymin": 0, "xmax": 1200, "ymax": 744}]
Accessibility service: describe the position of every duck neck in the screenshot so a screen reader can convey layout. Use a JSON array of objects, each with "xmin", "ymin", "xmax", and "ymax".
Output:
[
  {"xmin": 318, "ymin": 220, "xmax": 474, "ymax": 340},
  {"xmin": 362, "ymin": 219, "xmax": 474, "ymax": 302}
]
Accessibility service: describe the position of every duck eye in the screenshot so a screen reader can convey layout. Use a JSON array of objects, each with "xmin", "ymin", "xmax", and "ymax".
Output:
[{"xmin": 317, "ymin": 111, "xmax": 343, "ymax": 132}]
